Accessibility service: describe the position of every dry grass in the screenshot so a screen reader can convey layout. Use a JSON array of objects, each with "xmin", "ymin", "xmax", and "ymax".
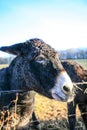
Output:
[
  {"xmin": 0, "ymin": 60, "xmax": 87, "ymax": 130},
  {"xmin": 34, "ymin": 59, "xmax": 87, "ymax": 130},
  {"xmin": 33, "ymin": 93, "xmax": 86, "ymax": 130},
  {"xmin": 0, "ymin": 64, "xmax": 8, "ymax": 69}
]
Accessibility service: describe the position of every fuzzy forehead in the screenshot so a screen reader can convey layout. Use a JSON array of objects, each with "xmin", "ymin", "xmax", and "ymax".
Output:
[{"xmin": 26, "ymin": 38, "xmax": 59, "ymax": 59}]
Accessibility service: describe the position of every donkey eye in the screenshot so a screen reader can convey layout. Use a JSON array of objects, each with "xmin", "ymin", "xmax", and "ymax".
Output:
[
  {"xmin": 35, "ymin": 56, "xmax": 48, "ymax": 65},
  {"xmin": 37, "ymin": 58, "xmax": 47, "ymax": 64}
]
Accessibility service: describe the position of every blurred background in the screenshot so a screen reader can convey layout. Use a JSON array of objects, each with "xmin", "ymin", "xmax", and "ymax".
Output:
[{"xmin": 0, "ymin": 0, "xmax": 87, "ymax": 57}]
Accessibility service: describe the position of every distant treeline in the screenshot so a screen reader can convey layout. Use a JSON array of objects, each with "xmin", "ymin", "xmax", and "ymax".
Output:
[
  {"xmin": 0, "ymin": 48, "xmax": 87, "ymax": 64},
  {"xmin": 59, "ymin": 48, "xmax": 87, "ymax": 60},
  {"xmin": 0, "ymin": 56, "xmax": 14, "ymax": 64}
]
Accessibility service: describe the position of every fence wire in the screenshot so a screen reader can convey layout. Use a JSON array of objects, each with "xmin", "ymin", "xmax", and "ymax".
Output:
[{"xmin": 0, "ymin": 81, "xmax": 87, "ymax": 129}]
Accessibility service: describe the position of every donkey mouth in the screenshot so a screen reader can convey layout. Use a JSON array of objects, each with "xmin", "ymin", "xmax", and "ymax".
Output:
[{"xmin": 52, "ymin": 93, "xmax": 66, "ymax": 101}]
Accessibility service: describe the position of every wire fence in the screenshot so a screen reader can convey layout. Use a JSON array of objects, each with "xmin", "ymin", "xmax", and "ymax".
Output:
[
  {"xmin": 0, "ymin": 82, "xmax": 87, "ymax": 130},
  {"xmin": 0, "ymin": 93, "xmax": 19, "ymax": 130}
]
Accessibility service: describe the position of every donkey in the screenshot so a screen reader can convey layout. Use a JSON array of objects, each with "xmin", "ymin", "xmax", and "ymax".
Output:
[
  {"xmin": 62, "ymin": 60, "xmax": 87, "ymax": 130},
  {"xmin": 0, "ymin": 38, "xmax": 74, "ymax": 129},
  {"xmin": 32, "ymin": 60, "xmax": 87, "ymax": 130}
]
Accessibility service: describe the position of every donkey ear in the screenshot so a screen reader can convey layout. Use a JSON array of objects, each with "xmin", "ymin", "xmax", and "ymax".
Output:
[{"xmin": 0, "ymin": 43, "xmax": 24, "ymax": 55}]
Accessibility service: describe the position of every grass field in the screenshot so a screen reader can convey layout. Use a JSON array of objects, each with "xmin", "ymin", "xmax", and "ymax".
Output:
[
  {"xmin": 73, "ymin": 59, "xmax": 87, "ymax": 69},
  {"xmin": 0, "ymin": 59, "xmax": 87, "ymax": 130}
]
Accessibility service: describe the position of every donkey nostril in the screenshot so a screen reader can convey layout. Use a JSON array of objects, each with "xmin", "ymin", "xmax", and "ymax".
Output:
[{"xmin": 62, "ymin": 85, "xmax": 70, "ymax": 94}]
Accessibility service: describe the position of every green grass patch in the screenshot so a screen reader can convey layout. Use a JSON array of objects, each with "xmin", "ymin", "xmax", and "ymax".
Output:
[{"xmin": 73, "ymin": 59, "xmax": 87, "ymax": 69}]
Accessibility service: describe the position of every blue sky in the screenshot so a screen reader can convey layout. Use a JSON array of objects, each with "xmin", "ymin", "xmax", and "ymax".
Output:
[{"xmin": 0, "ymin": 0, "xmax": 87, "ymax": 57}]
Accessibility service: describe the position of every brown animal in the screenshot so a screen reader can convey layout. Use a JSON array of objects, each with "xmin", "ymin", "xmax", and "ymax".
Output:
[
  {"xmin": 0, "ymin": 38, "xmax": 74, "ymax": 129},
  {"xmin": 62, "ymin": 60, "xmax": 87, "ymax": 130}
]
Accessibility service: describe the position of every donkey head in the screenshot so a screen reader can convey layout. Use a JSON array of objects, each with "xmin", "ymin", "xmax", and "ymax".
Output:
[{"xmin": 0, "ymin": 38, "xmax": 74, "ymax": 102}]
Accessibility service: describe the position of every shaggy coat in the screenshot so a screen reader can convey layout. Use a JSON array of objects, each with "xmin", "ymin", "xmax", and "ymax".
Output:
[
  {"xmin": 0, "ymin": 38, "xmax": 74, "ymax": 129},
  {"xmin": 62, "ymin": 60, "xmax": 87, "ymax": 130}
]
